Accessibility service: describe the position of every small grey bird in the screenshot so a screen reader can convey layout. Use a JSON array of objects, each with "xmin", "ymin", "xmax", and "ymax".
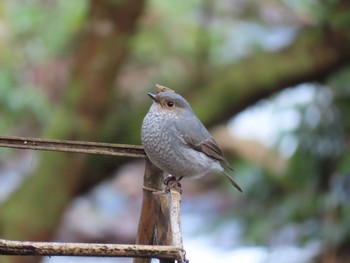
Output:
[{"xmin": 141, "ymin": 89, "xmax": 242, "ymax": 192}]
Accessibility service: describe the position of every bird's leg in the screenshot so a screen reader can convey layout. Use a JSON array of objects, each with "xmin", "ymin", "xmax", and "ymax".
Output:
[
  {"xmin": 164, "ymin": 175, "xmax": 183, "ymax": 193},
  {"xmin": 164, "ymin": 175, "xmax": 176, "ymax": 185}
]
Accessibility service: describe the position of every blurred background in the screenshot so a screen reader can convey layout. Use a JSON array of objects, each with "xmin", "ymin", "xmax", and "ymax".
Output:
[{"xmin": 0, "ymin": 0, "xmax": 350, "ymax": 262}]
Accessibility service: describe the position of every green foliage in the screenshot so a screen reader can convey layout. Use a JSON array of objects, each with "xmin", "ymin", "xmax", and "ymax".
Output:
[
  {"xmin": 4, "ymin": 1, "xmax": 87, "ymax": 59},
  {"xmin": 0, "ymin": 73, "xmax": 51, "ymax": 134},
  {"xmin": 0, "ymin": 0, "xmax": 87, "ymax": 136},
  {"xmin": 129, "ymin": 0, "xmax": 304, "ymax": 90},
  {"xmin": 239, "ymin": 70, "xmax": 350, "ymax": 248}
]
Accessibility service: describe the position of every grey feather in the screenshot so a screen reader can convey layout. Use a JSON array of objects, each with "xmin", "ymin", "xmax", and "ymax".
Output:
[
  {"xmin": 221, "ymin": 171, "xmax": 243, "ymax": 193},
  {"xmin": 175, "ymin": 115, "xmax": 233, "ymax": 170}
]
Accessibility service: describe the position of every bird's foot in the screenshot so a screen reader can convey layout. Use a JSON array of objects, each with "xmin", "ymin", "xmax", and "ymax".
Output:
[{"xmin": 164, "ymin": 176, "xmax": 183, "ymax": 194}]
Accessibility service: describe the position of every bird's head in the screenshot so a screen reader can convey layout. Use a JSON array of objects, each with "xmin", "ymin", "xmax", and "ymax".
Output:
[{"xmin": 147, "ymin": 91, "xmax": 193, "ymax": 115}]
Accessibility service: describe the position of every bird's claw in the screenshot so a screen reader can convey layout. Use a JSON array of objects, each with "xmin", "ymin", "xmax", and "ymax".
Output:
[{"xmin": 164, "ymin": 176, "xmax": 182, "ymax": 194}]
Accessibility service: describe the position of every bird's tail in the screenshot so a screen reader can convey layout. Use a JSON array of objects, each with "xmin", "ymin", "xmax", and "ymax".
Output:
[{"xmin": 221, "ymin": 171, "xmax": 243, "ymax": 193}]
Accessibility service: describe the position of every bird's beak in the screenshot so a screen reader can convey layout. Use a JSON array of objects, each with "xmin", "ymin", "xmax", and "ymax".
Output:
[{"xmin": 147, "ymin": 93, "xmax": 157, "ymax": 102}]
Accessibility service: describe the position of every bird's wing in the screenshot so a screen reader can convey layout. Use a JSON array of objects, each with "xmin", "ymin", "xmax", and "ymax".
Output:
[
  {"xmin": 197, "ymin": 138, "xmax": 234, "ymax": 170},
  {"xmin": 174, "ymin": 115, "xmax": 234, "ymax": 171}
]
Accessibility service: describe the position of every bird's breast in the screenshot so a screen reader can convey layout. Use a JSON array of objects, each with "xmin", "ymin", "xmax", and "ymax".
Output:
[{"xmin": 141, "ymin": 110, "xmax": 222, "ymax": 179}]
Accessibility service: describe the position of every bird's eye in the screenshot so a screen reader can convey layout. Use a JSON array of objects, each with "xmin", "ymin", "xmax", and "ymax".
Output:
[{"xmin": 167, "ymin": 101, "xmax": 174, "ymax": 107}]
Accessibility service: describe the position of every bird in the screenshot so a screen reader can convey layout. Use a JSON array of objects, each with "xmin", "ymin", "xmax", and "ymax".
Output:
[{"xmin": 141, "ymin": 87, "xmax": 242, "ymax": 192}]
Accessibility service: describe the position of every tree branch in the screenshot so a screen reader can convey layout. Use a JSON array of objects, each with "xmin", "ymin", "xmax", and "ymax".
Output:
[
  {"xmin": 169, "ymin": 188, "xmax": 183, "ymax": 250},
  {"xmin": 190, "ymin": 27, "xmax": 350, "ymax": 126},
  {"xmin": 0, "ymin": 136, "xmax": 145, "ymax": 158},
  {"xmin": 134, "ymin": 160, "xmax": 169, "ymax": 263},
  {"xmin": 0, "ymin": 239, "xmax": 181, "ymax": 260}
]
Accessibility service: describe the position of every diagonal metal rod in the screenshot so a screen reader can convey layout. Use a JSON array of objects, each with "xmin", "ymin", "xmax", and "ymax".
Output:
[{"xmin": 0, "ymin": 136, "xmax": 146, "ymax": 158}]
